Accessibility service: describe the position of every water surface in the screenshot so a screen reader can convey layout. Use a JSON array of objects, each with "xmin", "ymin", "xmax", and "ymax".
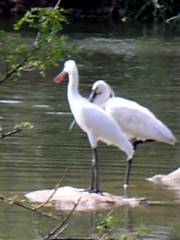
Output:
[{"xmin": 0, "ymin": 23, "xmax": 180, "ymax": 239}]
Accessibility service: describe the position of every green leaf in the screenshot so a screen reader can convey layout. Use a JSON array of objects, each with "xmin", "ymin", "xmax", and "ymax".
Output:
[{"xmin": 15, "ymin": 122, "xmax": 34, "ymax": 130}]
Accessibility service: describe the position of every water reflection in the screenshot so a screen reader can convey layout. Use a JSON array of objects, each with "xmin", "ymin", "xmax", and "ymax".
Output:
[{"xmin": 0, "ymin": 24, "xmax": 180, "ymax": 239}]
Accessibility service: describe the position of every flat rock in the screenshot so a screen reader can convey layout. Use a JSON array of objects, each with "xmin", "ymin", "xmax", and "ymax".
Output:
[{"xmin": 25, "ymin": 186, "xmax": 147, "ymax": 211}]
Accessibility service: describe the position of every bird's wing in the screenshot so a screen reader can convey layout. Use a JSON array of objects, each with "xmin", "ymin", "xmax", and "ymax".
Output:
[
  {"xmin": 78, "ymin": 105, "xmax": 134, "ymax": 158},
  {"xmin": 106, "ymin": 98, "xmax": 175, "ymax": 144},
  {"xmin": 79, "ymin": 105, "xmax": 120, "ymax": 136}
]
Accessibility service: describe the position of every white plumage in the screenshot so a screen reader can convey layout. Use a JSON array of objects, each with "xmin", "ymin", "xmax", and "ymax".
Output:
[
  {"xmin": 90, "ymin": 80, "xmax": 176, "ymax": 145},
  {"xmin": 90, "ymin": 80, "xmax": 176, "ymax": 188},
  {"xmin": 53, "ymin": 61, "xmax": 134, "ymax": 192}
]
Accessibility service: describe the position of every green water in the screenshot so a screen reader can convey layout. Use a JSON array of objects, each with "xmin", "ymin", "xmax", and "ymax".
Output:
[{"xmin": 0, "ymin": 23, "xmax": 180, "ymax": 239}]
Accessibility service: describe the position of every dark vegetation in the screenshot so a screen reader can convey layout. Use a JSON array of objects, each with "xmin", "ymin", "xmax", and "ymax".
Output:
[{"xmin": 0, "ymin": 0, "xmax": 180, "ymax": 22}]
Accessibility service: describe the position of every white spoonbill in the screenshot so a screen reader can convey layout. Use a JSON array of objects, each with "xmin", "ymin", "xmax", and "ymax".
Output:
[
  {"xmin": 53, "ymin": 60, "xmax": 134, "ymax": 193},
  {"xmin": 89, "ymin": 80, "xmax": 176, "ymax": 187}
]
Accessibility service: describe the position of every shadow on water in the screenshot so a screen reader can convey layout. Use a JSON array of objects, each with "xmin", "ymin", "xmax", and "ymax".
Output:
[{"xmin": 0, "ymin": 23, "xmax": 180, "ymax": 239}]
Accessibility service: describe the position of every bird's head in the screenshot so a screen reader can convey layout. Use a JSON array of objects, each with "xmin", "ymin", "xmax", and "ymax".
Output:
[
  {"xmin": 53, "ymin": 60, "xmax": 77, "ymax": 84},
  {"xmin": 89, "ymin": 80, "xmax": 115, "ymax": 105}
]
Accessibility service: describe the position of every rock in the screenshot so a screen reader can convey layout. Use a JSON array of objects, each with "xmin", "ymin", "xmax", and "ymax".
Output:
[
  {"xmin": 25, "ymin": 186, "xmax": 147, "ymax": 211},
  {"xmin": 147, "ymin": 167, "xmax": 180, "ymax": 188}
]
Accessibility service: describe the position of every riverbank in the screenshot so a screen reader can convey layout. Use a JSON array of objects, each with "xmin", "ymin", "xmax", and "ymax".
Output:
[{"xmin": 0, "ymin": 0, "xmax": 179, "ymax": 23}]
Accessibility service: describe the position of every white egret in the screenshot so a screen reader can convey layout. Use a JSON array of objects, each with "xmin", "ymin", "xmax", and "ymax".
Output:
[
  {"xmin": 89, "ymin": 80, "xmax": 176, "ymax": 187},
  {"xmin": 53, "ymin": 60, "xmax": 134, "ymax": 193}
]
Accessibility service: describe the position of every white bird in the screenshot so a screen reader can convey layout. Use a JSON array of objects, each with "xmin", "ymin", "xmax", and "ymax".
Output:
[
  {"xmin": 53, "ymin": 60, "xmax": 134, "ymax": 193},
  {"xmin": 89, "ymin": 80, "xmax": 176, "ymax": 187}
]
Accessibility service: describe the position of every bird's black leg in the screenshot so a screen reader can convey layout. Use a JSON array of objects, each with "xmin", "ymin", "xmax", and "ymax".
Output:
[
  {"xmin": 123, "ymin": 139, "xmax": 155, "ymax": 189},
  {"xmin": 123, "ymin": 140, "xmax": 141, "ymax": 189},
  {"xmin": 124, "ymin": 158, "xmax": 133, "ymax": 189},
  {"xmin": 90, "ymin": 148, "xmax": 100, "ymax": 193}
]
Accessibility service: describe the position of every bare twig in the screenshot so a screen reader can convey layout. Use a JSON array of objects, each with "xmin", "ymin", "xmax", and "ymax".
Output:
[
  {"xmin": 0, "ymin": 128, "xmax": 22, "ymax": 138},
  {"xmin": 55, "ymin": 0, "xmax": 62, "ymax": 9},
  {"xmin": 0, "ymin": 195, "xmax": 60, "ymax": 220},
  {"xmin": 43, "ymin": 197, "xmax": 82, "ymax": 240},
  {"xmin": 151, "ymin": 0, "xmax": 161, "ymax": 9},
  {"xmin": 166, "ymin": 14, "xmax": 180, "ymax": 23},
  {"xmin": 135, "ymin": 2, "xmax": 150, "ymax": 19},
  {"xmin": 33, "ymin": 169, "xmax": 68, "ymax": 210},
  {"xmin": 0, "ymin": 59, "xmax": 28, "ymax": 84}
]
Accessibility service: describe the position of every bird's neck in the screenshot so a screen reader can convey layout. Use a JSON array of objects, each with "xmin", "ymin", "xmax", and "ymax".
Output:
[
  {"xmin": 94, "ymin": 93, "xmax": 109, "ymax": 108},
  {"xmin": 67, "ymin": 68, "xmax": 80, "ymax": 101}
]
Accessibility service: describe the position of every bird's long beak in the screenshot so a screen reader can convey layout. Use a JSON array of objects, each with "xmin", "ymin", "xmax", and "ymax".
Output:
[
  {"xmin": 88, "ymin": 90, "xmax": 97, "ymax": 102},
  {"xmin": 53, "ymin": 71, "xmax": 67, "ymax": 84}
]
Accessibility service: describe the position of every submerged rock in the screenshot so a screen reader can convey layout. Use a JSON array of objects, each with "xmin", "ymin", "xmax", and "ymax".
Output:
[{"xmin": 25, "ymin": 186, "xmax": 147, "ymax": 211}]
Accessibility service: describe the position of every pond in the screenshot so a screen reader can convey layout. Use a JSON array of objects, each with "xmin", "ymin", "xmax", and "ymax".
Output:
[{"xmin": 0, "ymin": 22, "xmax": 180, "ymax": 239}]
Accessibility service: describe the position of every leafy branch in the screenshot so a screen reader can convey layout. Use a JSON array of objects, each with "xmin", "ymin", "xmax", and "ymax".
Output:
[
  {"xmin": 0, "ymin": 122, "xmax": 33, "ymax": 139},
  {"xmin": 0, "ymin": 3, "xmax": 67, "ymax": 83}
]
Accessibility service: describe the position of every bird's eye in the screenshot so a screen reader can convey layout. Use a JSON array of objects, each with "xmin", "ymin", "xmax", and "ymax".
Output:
[{"xmin": 95, "ymin": 88, "xmax": 102, "ymax": 95}]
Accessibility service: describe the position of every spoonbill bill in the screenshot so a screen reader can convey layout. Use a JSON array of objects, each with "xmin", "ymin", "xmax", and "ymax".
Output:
[
  {"xmin": 53, "ymin": 60, "xmax": 134, "ymax": 193},
  {"xmin": 89, "ymin": 80, "xmax": 176, "ymax": 187}
]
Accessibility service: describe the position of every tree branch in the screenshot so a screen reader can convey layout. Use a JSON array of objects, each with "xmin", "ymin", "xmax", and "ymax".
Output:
[
  {"xmin": 33, "ymin": 169, "xmax": 68, "ymax": 210},
  {"xmin": 0, "ymin": 128, "xmax": 22, "ymax": 139},
  {"xmin": 0, "ymin": 0, "xmax": 62, "ymax": 84},
  {"xmin": 55, "ymin": 0, "xmax": 62, "ymax": 9},
  {"xmin": 0, "ymin": 46, "xmax": 39, "ymax": 84},
  {"xmin": 0, "ymin": 195, "xmax": 60, "ymax": 220},
  {"xmin": 0, "ymin": 122, "xmax": 33, "ymax": 139},
  {"xmin": 43, "ymin": 197, "xmax": 81, "ymax": 240}
]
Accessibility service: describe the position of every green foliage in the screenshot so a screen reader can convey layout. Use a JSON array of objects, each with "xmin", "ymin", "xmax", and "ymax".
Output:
[
  {"xmin": 95, "ymin": 212, "xmax": 150, "ymax": 240},
  {"xmin": 0, "ymin": 7, "xmax": 68, "ymax": 82},
  {"xmin": 120, "ymin": 224, "xmax": 150, "ymax": 240},
  {"xmin": 135, "ymin": 223, "xmax": 150, "ymax": 239},
  {"xmin": 0, "ymin": 122, "xmax": 34, "ymax": 139},
  {"xmin": 14, "ymin": 7, "xmax": 65, "ymax": 35},
  {"xmin": 14, "ymin": 122, "xmax": 34, "ymax": 130},
  {"xmin": 96, "ymin": 211, "xmax": 115, "ymax": 240}
]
